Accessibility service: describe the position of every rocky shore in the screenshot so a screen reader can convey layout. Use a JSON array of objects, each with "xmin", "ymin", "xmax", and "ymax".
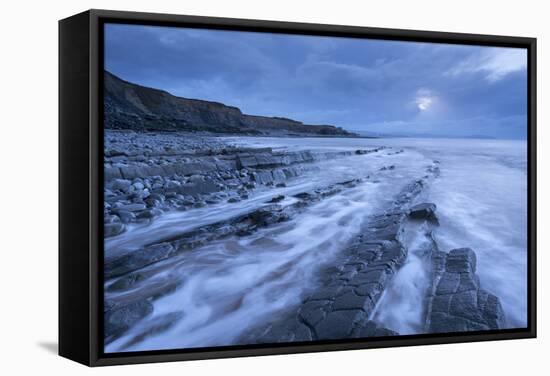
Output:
[
  {"xmin": 103, "ymin": 131, "xmax": 507, "ymax": 349},
  {"xmin": 104, "ymin": 130, "xmax": 382, "ymax": 239}
]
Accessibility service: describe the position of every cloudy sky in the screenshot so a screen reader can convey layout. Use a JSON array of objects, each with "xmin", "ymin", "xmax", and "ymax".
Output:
[{"xmin": 105, "ymin": 23, "xmax": 527, "ymax": 139}]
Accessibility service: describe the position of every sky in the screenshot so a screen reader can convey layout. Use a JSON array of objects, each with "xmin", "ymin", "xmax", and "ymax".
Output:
[{"xmin": 105, "ymin": 23, "xmax": 528, "ymax": 139}]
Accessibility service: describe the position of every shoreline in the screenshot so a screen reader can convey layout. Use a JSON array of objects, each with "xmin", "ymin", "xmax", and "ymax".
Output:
[{"xmin": 102, "ymin": 130, "xmax": 522, "ymax": 350}]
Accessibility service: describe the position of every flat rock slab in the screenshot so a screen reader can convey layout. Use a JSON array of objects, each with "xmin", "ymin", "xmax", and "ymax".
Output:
[
  {"xmin": 242, "ymin": 171, "xmax": 440, "ymax": 344},
  {"xmin": 427, "ymin": 248, "xmax": 506, "ymax": 333}
]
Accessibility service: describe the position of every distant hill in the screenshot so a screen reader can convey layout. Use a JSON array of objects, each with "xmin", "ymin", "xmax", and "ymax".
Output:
[{"xmin": 104, "ymin": 71, "xmax": 358, "ymax": 137}]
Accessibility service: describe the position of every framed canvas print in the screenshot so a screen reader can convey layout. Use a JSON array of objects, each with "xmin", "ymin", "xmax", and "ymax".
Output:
[{"xmin": 59, "ymin": 9, "xmax": 536, "ymax": 366}]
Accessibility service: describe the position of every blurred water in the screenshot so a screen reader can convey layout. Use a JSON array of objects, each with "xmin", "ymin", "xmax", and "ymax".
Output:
[
  {"xmin": 105, "ymin": 136, "xmax": 527, "ymax": 351},
  {"xmin": 245, "ymin": 137, "xmax": 528, "ymax": 328},
  {"xmin": 371, "ymin": 221, "xmax": 435, "ymax": 334}
]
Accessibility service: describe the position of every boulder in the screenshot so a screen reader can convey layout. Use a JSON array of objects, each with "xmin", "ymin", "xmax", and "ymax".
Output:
[
  {"xmin": 136, "ymin": 208, "xmax": 163, "ymax": 219},
  {"xmin": 116, "ymin": 210, "xmax": 136, "ymax": 224},
  {"xmin": 110, "ymin": 178, "xmax": 132, "ymax": 192},
  {"xmin": 408, "ymin": 202, "xmax": 438, "ymax": 222},
  {"xmin": 248, "ymin": 205, "xmax": 289, "ymax": 226},
  {"xmin": 104, "ymin": 222, "xmax": 125, "ymax": 237}
]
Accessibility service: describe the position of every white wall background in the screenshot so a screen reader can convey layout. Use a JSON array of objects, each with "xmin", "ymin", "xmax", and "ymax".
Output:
[{"xmin": 0, "ymin": 0, "xmax": 546, "ymax": 374}]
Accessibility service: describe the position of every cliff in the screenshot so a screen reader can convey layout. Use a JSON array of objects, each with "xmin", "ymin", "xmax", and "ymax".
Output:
[{"xmin": 104, "ymin": 71, "xmax": 357, "ymax": 137}]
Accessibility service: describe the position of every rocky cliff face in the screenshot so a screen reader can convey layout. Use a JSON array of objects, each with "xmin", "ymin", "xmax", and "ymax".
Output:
[{"xmin": 104, "ymin": 71, "xmax": 357, "ymax": 137}]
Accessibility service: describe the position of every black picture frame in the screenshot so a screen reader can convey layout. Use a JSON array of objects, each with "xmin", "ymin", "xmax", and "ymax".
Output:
[{"xmin": 59, "ymin": 9, "xmax": 537, "ymax": 367}]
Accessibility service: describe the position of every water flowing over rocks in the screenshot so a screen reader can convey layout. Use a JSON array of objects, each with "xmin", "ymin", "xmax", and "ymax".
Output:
[
  {"xmin": 408, "ymin": 203, "xmax": 438, "ymax": 222},
  {"xmin": 240, "ymin": 175, "xmax": 435, "ymax": 343},
  {"xmin": 104, "ymin": 178, "xmax": 366, "ymax": 279},
  {"xmin": 104, "ymin": 130, "xmax": 384, "ymax": 238},
  {"xmin": 102, "ymin": 133, "xmax": 509, "ymax": 349},
  {"xmin": 239, "ymin": 168, "xmax": 506, "ymax": 343}
]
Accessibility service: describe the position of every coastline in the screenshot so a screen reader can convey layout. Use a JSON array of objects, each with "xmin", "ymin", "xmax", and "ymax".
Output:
[{"xmin": 103, "ymin": 130, "xmax": 523, "ymax": 351}]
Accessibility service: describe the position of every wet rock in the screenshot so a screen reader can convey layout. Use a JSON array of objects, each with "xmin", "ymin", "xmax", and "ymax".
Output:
[
  {"xmin": 268, "ymin": 195, "xmax": 285, "ymax": 203},
  {"xmin": 148, "ymin": 193, "xmax": 164, "ymax": 202},
  {"xmin": 355, "ymin": 282, "xmax": 383, "ymax": 300},
  {"xmin": 294, "ymin": 192, "xmax": 314, "ymax": 200},
  {"xmin": 445, "ymin": 247, "xmax": 476, "ymax": 273},
  {"xmin": 113, "ymin": 203, "xmax": 147, "ymax": 212},
  {"xmin": 193, "ymin": 201, "xmax": 206, "ymax": 208},
  {"xmin": 132, "ymin": 188, "xmax": 150, "ymax": 200},
  {"xmin": 356, "ymin": 321, "xmax": 398, "ymax": 337},
  {"xmin": 105, "ymin": 166, "xmax": 122, "ymax": 180},
  {"xmin": 104, "ymin": 222, "xmax": 125, "ymax": 237},
  {"xmin": 119, "ymin": 165, "xmax": 142, "ymax": 180},
  {"xmin": 332, "ymin": 291, "xmax": 370, "ymax": 311},
  {"xmin": 105, "ymin": 243, "xmax": 176, "ymax": 278},
  {"xmin": 178, "ymin": 181, "xmax": 220, "ymax": 196},
  {"xmin": 255, "ymin": 154, "xmax": 282, "ymax": 168},
  {"xmin": 252, "ymin": 316, "xmax": 313, "ymax": 343},
  {"xmin": 104, "ymin": 300, "xmax": 153, "ymax": 342},
  {"xmin": 252, "ymin": 171, "xmax": 274, "ymax": 185},
  {"xmin": 236, "ymin": 154, "xmax": 258, "ymax": 169},
  {"xmin": 316, "ymin": 309, "xmax": 365, "ymax": 340},
  {"xmin": 368, "ymin": 223, "xmax": 403, "ymax": 241},
  {"xmin": 104, "ymin": 214, "xmax": 120, "ymax": 224},
  {"xmin": 282, "ymin": 167, "xmax": 298, "ymax": 179},
  {"xmin": 132, "ymin": 181, "xmax": 145, "ymax": 190},
  {"xmin": 110, "ymin": 178, "xmax": 132, "ymax": 192},
  {"xmin": 180, "ymin": 197, "xmax": 195, "ymax": 206},
  {"xmin": 117, "ymin": 210, "xmax": 136, "ymax": 224},
  {"xmin": 205, "ymin": 197, "xmax": 222, "ymax": 204},
  {"xmin": 409, "ymin": 202, "xmax": 438, "ymax": 222},
  {"xmin": 272, "ymin": 169, "xmax": 287, "ymax": 183},
  {"xmin": 215, "ymin": 159, "xmax": 238, "ymax": 171},
  {"xmin": 164, "ymin": 180, "xmax": 181, "ymax": 191},
  {"xmin": 240, "ymin": 173, "xmax": 438, "ymax": 344},
  {"xmin": 248, "ymin": 205, "xmax": 289, "ymax": 226},
  {"xmin": 136, "ymin": 208, "xmax": 163, "ymax": 219},
  {"xmin": 121, "ymin": 312, "xmax": 184, "ymax": 348},
  {"xmin": 298, "ymin": 301, "xmax": 328, "ymax": 327},
  {"xmin": 176, "ymin": 161, "xmax": 217, "ymax": 176},
  {"xmin": 427, "ymin": 248, "xmax": 506, "ymax": 333}
]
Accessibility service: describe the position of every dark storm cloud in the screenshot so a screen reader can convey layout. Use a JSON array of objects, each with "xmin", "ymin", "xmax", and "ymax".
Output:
[{"xmin": 105, "ymin": 23, "xmax": 527, "ymax": 139}]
